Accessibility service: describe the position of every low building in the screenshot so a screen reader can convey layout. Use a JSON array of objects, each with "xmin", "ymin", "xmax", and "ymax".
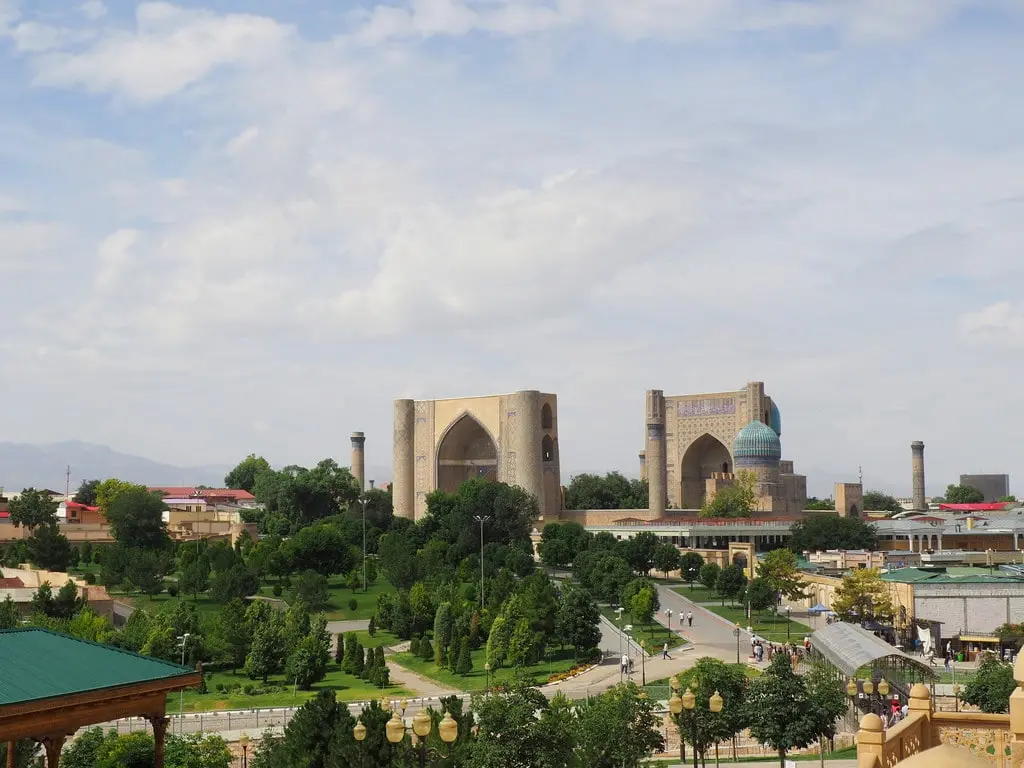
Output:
[
  {"xmin": 60, "ymin": 500, "xmax": 104, "ymax": 525},
  {"xmin": 148, "ymin": 487, "xmax": 258, "ymax": 507},
  {"xmin": 0, "ymin": 566, "xmax": 113, "ymax": 620}
]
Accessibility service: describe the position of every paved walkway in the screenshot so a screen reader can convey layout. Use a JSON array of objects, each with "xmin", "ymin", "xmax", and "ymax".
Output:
[
  {"xmin": 326, "ymin": 619, "xmax": 370, "ymax": 635},
  {"xmin": 384, "ymin": 658, "xmax": 460, "ymax": 697}
]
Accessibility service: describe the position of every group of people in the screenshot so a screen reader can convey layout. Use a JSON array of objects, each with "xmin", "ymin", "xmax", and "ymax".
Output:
[
  {"xmin": 749, "ymin": 637, "xmax": 805, "ymax": 667},
  {"xmin": 880, "ymin": 698, "xmax": 910, "ymax": 729}
]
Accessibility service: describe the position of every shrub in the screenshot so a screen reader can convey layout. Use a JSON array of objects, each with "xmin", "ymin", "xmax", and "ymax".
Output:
[
  {"xmin": 419, "ymin": 637, "xmax": 434, "ymax": 662},
  {"xmin": 348, "ymin": 598, "xmax": 358, "ymax": 612},
  {"xmin": 167, "ymin": 584, "xmax": 179, "ymax": 597},
  {"xmin": 83, "ymin": 572, "xmax": 97, "ymax": 585},
  {"xmin": 272, "ymin": 584, "xmax": 283, "ymax": 597},
  {"xmin": 409, "ymin": 637, "xmax": 421, "ymax": 657},
  {"xmin": 242, "ymin": 684, "xmax": 254, "ymax": 695},
  {"xmin": 368, "ymin": 616, "xmax": 377, "ymax": 637}
]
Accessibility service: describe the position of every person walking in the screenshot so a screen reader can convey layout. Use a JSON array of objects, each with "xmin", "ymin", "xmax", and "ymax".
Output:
[
  {"xmin": 687, "ymin": 611, "xmax": 693, "ymax": 627},
  {"xmin": 662, "ymin": 642, "xmax": 670, "ymax": 660},
  {"xmin": 621, "ymin": 653, "xmax": 629, "ymax": 676}
]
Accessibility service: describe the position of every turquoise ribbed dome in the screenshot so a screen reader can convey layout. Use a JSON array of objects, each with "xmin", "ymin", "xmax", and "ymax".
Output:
[
  {"xmin": 769, "ymin": 402, "xmax": 781, "ymax": 437},
  {"xmin": 733, "ymin": 420, "xmax": 782, "ymax": 462}
]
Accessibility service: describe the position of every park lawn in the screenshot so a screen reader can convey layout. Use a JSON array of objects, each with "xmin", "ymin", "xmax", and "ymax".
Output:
[
  {"xmin": 352, "ymin": 629, "xmax": 404, "ymax": 649},
  {"xmin": 700, "ymin": 603, "xmax": 811, "ymax": 643},
  {"xmin": 114, "ymin": 590, "xmax": 226, "ymax": 618},
  {"xmin": 671, "ymin": 585, "xmax": 720, "ymax": 604},
  {"xmin": 391, "ymin": 646, "xmax": 580, "ymax": 692},
  {"xmin": 258, "ymin": 577, "xmax": 397, "ymax": 620},
  {"xmin": 599, "ymin": 606, "xmax": 688, "ymax": 654},
  {"xmin": 176, "ymin": 663, "xmax": 412, "ymax": 712}
]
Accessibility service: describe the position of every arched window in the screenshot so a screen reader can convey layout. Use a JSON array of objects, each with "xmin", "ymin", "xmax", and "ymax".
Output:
[
  {"xmin": 542, "ymin": 435, "xmax": 554, "ymax": 462},
  {"xmin": 722, "ymin": 461, "xmax": 729, "ymax": 473},
  {"xmin": 541, "ymin": 403, "xmax": 553, "ymax": 430}
]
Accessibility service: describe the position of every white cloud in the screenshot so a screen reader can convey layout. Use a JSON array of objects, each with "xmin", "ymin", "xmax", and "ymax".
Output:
[
  {"xmin": 80, "ymin": 1, "xmax": 107, "ymax": 21},
  {"xmin": 29, "ymin": 2, "xmax": 294, "ymax": 101},
  {"xmin": 92, "ymin": 228, "xmax": 140, "ymax": 292},
  {"xmin": 958, "ymin": 302, "xmax": 1024, "ymax": 347}
]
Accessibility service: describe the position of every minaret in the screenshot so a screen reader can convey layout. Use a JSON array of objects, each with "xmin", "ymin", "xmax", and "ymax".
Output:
[
  {"xmin": 393, "ymin": 400, "xmax": 415, "ymax": 520},
  {"xmin": 350, "ymin": 432, "xmax": 366, "ymax": 492},
  {"xmin": 911, "ymin": 441, "xmax": 927, "ymax": 511},
  {"xmin": 645, "ymin": 390, "xmax": 667, "ymax": 519},
  {"xmin": 639, "ymin": 451, "xmax": 647, "ymax": 483}
]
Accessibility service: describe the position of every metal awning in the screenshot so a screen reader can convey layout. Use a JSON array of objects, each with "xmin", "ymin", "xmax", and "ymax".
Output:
[{"xmin": 810, "ymin": 622, "xmax": 937, "ymax": 679}]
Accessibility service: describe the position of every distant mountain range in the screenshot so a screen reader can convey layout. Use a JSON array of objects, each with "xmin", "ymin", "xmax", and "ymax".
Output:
[
  {"xmin": 0, "ymin": 441, "xmax": 900, "ymax": 501},
  {"xmin": 0, "ymin": 441, "xmax": 231, "ymax": 494}
]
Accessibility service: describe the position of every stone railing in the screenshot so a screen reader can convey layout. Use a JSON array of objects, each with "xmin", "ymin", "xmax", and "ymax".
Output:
[{"xmin": 856, "ymin": 668, "xmax": 1024, "ymax": 768}]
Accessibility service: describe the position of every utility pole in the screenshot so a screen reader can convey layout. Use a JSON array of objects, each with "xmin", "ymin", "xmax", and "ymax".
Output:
[
  {"xmin": 65, "ymin": 465, "xmax": 71, "ymax": 500},
  {"xmin": 361, "ymin": 498, "xmax": 368, "ymax": 592}
]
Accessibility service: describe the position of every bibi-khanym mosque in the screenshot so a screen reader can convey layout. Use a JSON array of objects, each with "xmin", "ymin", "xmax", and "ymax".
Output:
[{"xmin": 387, "ymin": 382, "xmax": 860, "ymax": 527}]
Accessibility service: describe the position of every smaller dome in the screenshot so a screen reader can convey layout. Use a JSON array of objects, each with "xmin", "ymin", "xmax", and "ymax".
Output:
[
  {"xmin": 733, "ymin": 420, "xmax": 782, "ymax": 462},
  {"xmin": 769, "ymin": 402, "xmax": 781, "ymax": 437}
]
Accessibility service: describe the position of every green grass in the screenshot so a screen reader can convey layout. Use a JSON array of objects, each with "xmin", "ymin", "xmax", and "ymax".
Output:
[
  {"xmin": 391, "ymin": 646, "xmax": 581, "ymax": 692},
  {"xmin": 257, "ymin": 576, "xmax": 397, "ymax": 620},
  {"xmin": 699, "ymin": 603, "xmax": 811, "ymax": 643},
  {"xmin": 642, "ymin": 666, "xmax": 760, "ymax": 699},
  {"xmin": 647, "ymin": 746, "xmax": 857, "ymax": 764},
  {"xmin": 114, "ymin": 590, "xmax": 226, "ymax": 617},
  {"xmin": 177, "ymin": 663, "xmax": 412, "ymax": 712},
  {"xmin": 599, "ymin": 606, "xmax": 688, "ymax": 654},
  {"xmin": 671, "ymin": 585, "xmax": 720, "ymax": 603},
  {"xmin": 352, "ymin": 629, "xmax": 404, "ymax": 649}
]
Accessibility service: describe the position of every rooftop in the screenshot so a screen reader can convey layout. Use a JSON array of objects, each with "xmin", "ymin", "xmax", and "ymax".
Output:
[{"xmin": 0, "ymin": 628, "xmax": 195, "ymax": 706}]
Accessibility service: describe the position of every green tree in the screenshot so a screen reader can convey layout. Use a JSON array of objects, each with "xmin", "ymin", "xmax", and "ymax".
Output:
[
  {"xmin": 486, "ymin": 616, "xmax": 510, "ymax": 669},
  {"xmin": 73, "ymin": 479, "xmax": 101, "ymax": 506},
  {"xmin": 213, "ymin": 599, "xmax": 251, "ymax": 673},
  {"xmin": 224, "ymin": 454, "xmax": 272, "ymax": 492},
  {"xmin": 944, "ymin": 484, "xmax": 985, "ymax": 504},
  {"xmin": 104, "ymin": 486, "xmax": 169, "ymax": 550},
  {"xmin": 95, "ymin": 479, "xmax": 142, "ymax": 511},
  {"xmin": 573, "ymin": 682, "xmax": 665, "ymax": 768},
  {"xmin": 286, "ymin": 617, "xmax": 331, "ymax": 690},
  {"xmin": 623, "ymin": 532, "xmax": 660, "ymax": 575},
  {"xmin": 564, "ymin": 472, "xmax": 647, "ymax": 510},
  {"xmin": 862, "ymin": 491, "xmax": 903, "ymax": 513},
  {"xmin": 0, "ymin": 740, "xmax": 40, "ymax": 768},
  {"xmin": 283, "ymin": 524, "xmax": 355, "ymax": 577},
  {"xmin": 455, "ymin": 636, "xmax": 472, "ymax": 675},
  {"xmin": 418, "ymin": 635, "xmax": 434, "ymax": 662},
  {"xmin": 700, "ymin": 471, "xmax": 756, "ymax": 518},
  {"xmin": 756, "ymin": 549, "xmax": 805, "ymax": 601},
  {"xmin": 377, "ymin": 531, "xmax": 420, "ymax": 589},
  {"xmin": 699, "ymin": 562, "xmax": 721, "ymax": 590},
  {"xmin": 472, "ymin": 685, "xmax": 576, "ymax": 768},
  {"xmin": 629, "ymin": 586, "xmax": 657, "ymax": 627},
  {"xmin": 26, "ymin": 522, "xmax": 72, "ymax": 571},
  {"xmin": 746, "ymin": 653, "xmax": 821, "ymax": 768},
  {"xmin": 279, "ymin": 689, "xmax": 358, "ymax": 768},
  {"xmin": 745, "ymin": 578, "xmax": 776, "ymax": 615},
  {"xmin": 294, "ymin": 570, "xmax": 330, "ymax": 612},
  {"xmin": 804, "ymin": 497, "xmax": 834, "ymax": 511},
  {"xmin": 832, "ymin": 568, "xmax": 894, "ymax": 622},
  {"xmin": 962, "ymin": 657, "xmax": 1017, "ymax": 713},
  {"xmin": 209, "ymin": 563, "xmax": 259, "ymax": 603},
  {"xmin": 1000, "ymin": 495, "xmax": 1018, "ymax": 503},
  {"xmin": 555, "ymin": 583, "xmax": 601, "ymax": 660},
  {"xmin": 679, "ymin": 552, "xmax": 704, "ymax": 590},
  {"xmin": 676, "ymin": 657, "xmax": 750, "ymax": 765},
  {"xmin": 433, "ymin": 602, "xmax": 453, "ymax": 666},
  {"xmin": 345, "ymin": 569, "xmax": 360, "ymax": 593},
  {"xmin": 8, "ymin": 488, "xmax": 58, "ymax": 531},
  {"xmin": 245, "ymin": 610, "xmax": 285, "ymax": 683},
  {"xmin": 179, "ymin": 558, "xmax": 211, "ymax": 599},
  {"xmin": 507, "ymin": 618, "xmax": 541, "ymax": 668},
  {"xmin": 0, "ymin": 595, "xmax": 20, "ymax": 629},
  {"xmin": 804, "ymin": 663, "xmax": 848, "ymax": 764},
  {"xmin": 653, "ymin": 543, "xmax": 681, "ymax": 578},
  {"xmin": 715, "ymin": 564, "xmax": 748, "ymax": 606},
  {"xmin": 53, "ymin": 579, "xmax": 86, "ymax": 619},
  {"xmin": 788, "ymin": 515, "xmax": 878, "ymax": 553}
]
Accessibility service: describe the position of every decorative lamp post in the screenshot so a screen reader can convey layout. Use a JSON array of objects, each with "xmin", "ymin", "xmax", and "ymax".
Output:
[
  {"xmin": 733, "ymin": 624, "xmax": 741, "ymax": 664},
  {"xmin": 484, "ymin": 662, "xmax": 491, "ymax": 694},
  {"xmin": 353, "ymin": 720, "xmax": 367, "ymax": 768},
  {"xmin": 785, "ymin": 606, "xmax": 792, "ymax": 641},
  {"xmin": 639, "ymin": 638, "xmax": 646, "ymax": 685},
  {"xmin": 665, "ymin": 608, "xmax": 674, "ymax": 634},
  {"xmin": 382, "ymin": 708, "xmax": 459, "ymax": 767},
  {"xmin": 953, "ymin": 684, "xmax": 961, "ymax": 713},
  {"xmin": 239, "ymin": 733, "xmax": 249, "ymax": 768},
  {"xmin": 616, "ymin": 607, "xmax": 626, "ymax": 682}
]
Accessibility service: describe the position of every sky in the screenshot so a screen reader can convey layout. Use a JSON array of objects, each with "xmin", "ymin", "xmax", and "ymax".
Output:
[{"xmin": 2, "ymin": 0, "xmax": 1023, "ymax": 498}]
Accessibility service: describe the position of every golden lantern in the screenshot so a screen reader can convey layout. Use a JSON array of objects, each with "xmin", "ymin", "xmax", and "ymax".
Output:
[
  {"xmin": 863, "ymin": 679, "xmax": 874, "ymax": 696},
  {"xmin": 682, "ymin": 687, "xmax": 696, "ymax": 711},
  {"xmin": 670, "ymin": 675, "xmax": 680, "ymax": 692},
  {"xmin": 399, "ymin": 698, "xmax": 409, "ymax": 714},
  {"xmin": 668, "ymin": 692, "xmax": 683, "ymax": 715},
  {"xmin": 846, "ymin": 679, "xmax": 858, "ymax": 697},
  {"xmin": 709, "ymin": 691, "xmax": 723, "ymax": 713},
  {"xmin": 878, "ymin": 679, "xmax": 890, "ymax": 697},
  {"xmin": 353, "ymin": 720, "xmax": 367, "ymax": 742},
  {"xmin": 412, "ymin": 710, "xmax": 432, "ymax": 739},
  {"xmin": 386, "ymin": 711, "xmax": 406, "ymax": 744},
  {"xmin": 439, "ymin": 712, "xmax": 459, "ymax": 744}
]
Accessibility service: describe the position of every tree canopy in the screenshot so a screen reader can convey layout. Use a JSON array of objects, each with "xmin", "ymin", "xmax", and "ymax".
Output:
[
  {"xmin": 831, "ymin": 568, "xmax": 894, "ymax": 622},
  {"xmin": 944, "ymin": 484, "xmax": 985, "ymax": 504},
  {"xmin": 564, "ymin": 472, "xmax": 647, "ymax": 510},
  {"xmin": 8, "ymin": 488, "xmax": 58, "ymax": 531},
  {"xmin": 700, "ymin": 471, "xmax": 756, "ymax": 518},
  {"xmin": 224, "ymin": 454, "xmax": 272, "ymax": 492},
  {"xmin": 862, "ymin": 491, "xmax": 903, "ymax": 514},
  {"xmin": 788, "ymin": 514, "xmax": 878, "ymax": 553},
  {"xmin": 962, "ymin": 658, "xmax": 1016, "ymax": 713}
]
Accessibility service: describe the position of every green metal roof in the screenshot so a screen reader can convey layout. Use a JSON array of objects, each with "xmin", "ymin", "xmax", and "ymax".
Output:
[
  {"xmin": 0, "ymin": 629, "xmax": 194, "ymax": 706},
  {"xmin": 882, "ymin": 568, "xmax": 940, "ymax": 583}
]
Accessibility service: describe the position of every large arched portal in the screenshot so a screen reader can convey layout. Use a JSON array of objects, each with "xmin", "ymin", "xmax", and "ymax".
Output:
[
  {"xmin": 681, "ymin": 434, "xmax": 732, "ymax": 509},
  {"xmin": 436, "ymin": 414, "xmax": 498, "ymax": 493}
]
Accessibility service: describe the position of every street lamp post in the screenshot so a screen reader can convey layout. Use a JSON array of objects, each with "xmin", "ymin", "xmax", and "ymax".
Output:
[
  {"xmin": 665, "ymin": 608, "xmax": 674, "ymax": 636},
  {"xmin": 733, "ymin": 624, "xmax": 741, "ymax": 664},
  {"xmin": 484, "ymin": 662, "xmax": 491, "ymax": 695},
  {"xmin": 668, "ymin": 676, "xmax": 724, "ymax": 768},
  {"xmin": 378, "ymin": 709, "xmax": 460, "ymax": 767},
  {"xmin": 616, "ymin": 607, "xmax": 625, "ymax": 682},
  {"xmin": 953, "ymin": 683, "xmax": 961, "ymax": 713},
  {"xmin": 785, "ymin": 606, "xmax": 792, "ymax": 641},
  {"xmin": 639, "ymin": 638, "xmax": 646, "ymax": 686},
  {"xmin": 177, "ymin": 633, "xmax": 192, "ymax": 721},
  {"xmin": 238, "ymin": 733, "xmax": 249, "ymax": 768},
  {"xmin": 473, "ymin": 515, "xmax": 490, "ymax": 611}
]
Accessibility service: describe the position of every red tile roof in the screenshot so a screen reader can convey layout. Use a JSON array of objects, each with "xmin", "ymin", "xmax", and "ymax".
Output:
[
  {"xmin": 66, "ymin": 501, "xmax": 100, "ymax": 512},
  {"xmin": 0, "ymin": 577, "xmax": 25, "ymax": 588},
  {"xmin": 148, "ymin": 487, "xmax": 256, "ymax": 502}
]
